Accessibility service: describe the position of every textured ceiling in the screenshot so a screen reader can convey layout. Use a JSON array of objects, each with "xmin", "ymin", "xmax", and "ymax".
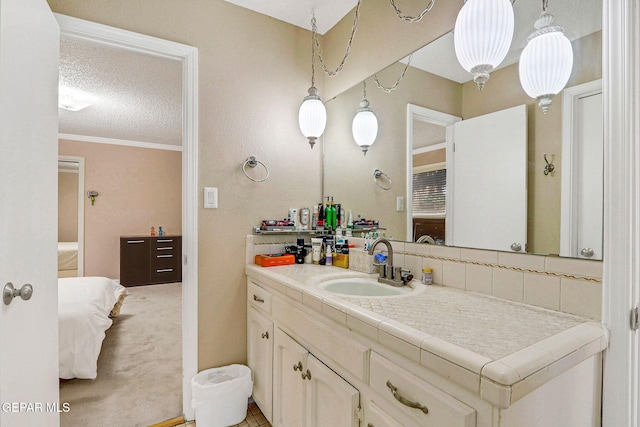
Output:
[{"xmin": 59, "ymin": 38, "xmax": 182, "ymax": 146}]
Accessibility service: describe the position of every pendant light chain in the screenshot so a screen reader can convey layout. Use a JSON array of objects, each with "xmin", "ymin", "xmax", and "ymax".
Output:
[
  {"xmin": 373, "ymin": 54, "xmax": 414, "ymax": 93},
  {"xmin": 541, "ymin": 0, "xmax": 549, "ymax": 12},
  {"xmin": 389, "ymin": 0, "xmax": 436, "ymax": 23},
  {"xmin": 312, "ymin": 0, "xmax": 362, "ymax": 77}
]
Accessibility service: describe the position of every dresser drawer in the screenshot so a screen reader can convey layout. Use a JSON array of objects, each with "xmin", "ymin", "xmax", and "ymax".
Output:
[
  {"xmin": 248, "ymin": 282, "xmax": 272, "ymax": 314},
  {"xmin": 369, "ymin": 352, "xmax": 476, "ymax": 427}
]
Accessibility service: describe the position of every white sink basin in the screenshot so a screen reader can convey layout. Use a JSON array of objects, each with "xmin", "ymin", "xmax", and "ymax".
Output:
[{"xmin": 318, "ymin": 277, "xmax": 413, "ymax": 296}]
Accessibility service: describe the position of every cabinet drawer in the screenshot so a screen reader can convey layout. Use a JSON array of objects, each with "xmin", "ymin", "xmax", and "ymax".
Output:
[
  {"xmin": 248, "ymin": 282, "xmax": 272, "ymax": 314},
  {"xmin": 150, "ymin": 266, "xmax": 181, "ymax": 283},
  {"xmin": 370, "ymin": 352, "xmax": 476, "ymax": 427}
]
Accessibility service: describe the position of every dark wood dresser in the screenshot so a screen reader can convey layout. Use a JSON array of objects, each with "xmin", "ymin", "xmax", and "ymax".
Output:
[{"xmin": 120, "ymin": 235, "xmax": 182, "ymax": 286}]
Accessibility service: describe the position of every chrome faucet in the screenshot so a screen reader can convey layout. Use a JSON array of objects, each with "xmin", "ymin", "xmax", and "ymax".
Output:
[{"xmin": 368, "ymin": 238, "xmax": 413, "ymax": 286}]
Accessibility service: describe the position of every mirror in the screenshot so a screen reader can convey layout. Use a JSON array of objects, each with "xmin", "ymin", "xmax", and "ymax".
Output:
[
  {"xmin": 58, "ymin": 156, "xmax": 85, "ymax": 277},
  {"xmin": 323, "ymin": 0, "xmax": 603, "ymax": 259}
]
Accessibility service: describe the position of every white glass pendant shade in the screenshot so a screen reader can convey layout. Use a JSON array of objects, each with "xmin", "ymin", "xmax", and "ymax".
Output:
[
  {"xmin": 454, "ymin": 0, "xmax": 514, "ymax": 90},
  {"xmin": 519, "ymin": 13, "xmax": 573, "ymax": 114},
  {"xmin": 352, "ymin": 99, "xmax": 378, "ymax": 156},
  {"xmin": 298, "ymin": 86, "xmax": 327, "ymax": 148}
]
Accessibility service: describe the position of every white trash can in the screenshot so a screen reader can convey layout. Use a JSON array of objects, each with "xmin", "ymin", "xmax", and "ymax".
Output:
[{"xmin": 191, "ymin": 364, "xmax": 253, "ymax": 427}]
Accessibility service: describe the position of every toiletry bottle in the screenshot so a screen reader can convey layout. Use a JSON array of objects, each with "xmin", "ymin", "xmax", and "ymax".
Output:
[
  {"xmin": 317, "ymin": 203, "xmax": 324, "ymax": 230},
  {"xmin": 325, "ymin": 197, "xmax": 334, "ymax": 232},
  {"xmin": 295, "ymin": 238, "xmax": 305, "ymax": 264},
  {"xmin": 158, "ymin": 226, "xmax": 164, "ymax": 236},
  {"xmin": 311, "ymin": 238, "xmax": 323, "ymax": 265},
  {"xmin": 335, "ymin": 203, "xmax": 341, "ymax": 228},
  {"xmin": 150, "ymin": 226, "xmax": 156, "ymax": 236},
  {"xmin": 422, "ymin": 268, "xmax": 433, "ymax": 285},
  {"xmin": 312, "ymin": 205, "xmax": 318, "ymax": 230},
  {"xmin": 326, "ymin": 243, "xmax": 333, "ymax": 266}
]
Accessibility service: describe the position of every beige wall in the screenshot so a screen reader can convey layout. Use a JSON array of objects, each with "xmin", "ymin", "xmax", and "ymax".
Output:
[
  {"xmin": 58, "ymin": 170, "xmax": 78, "ymax": 242},
  {"xmin": 59, "ymin": 140, "xmax": 181, "ymax": 278},
  {"xmin": 322, "ymin": 1, "xmax": 462, "ymax": 99},
  {"xmin": 48, "ymin": 0, "xmax": 322, "ymax": 370},
  {"xmin": 324, "ymin": 64, "xmax": 461, "ymax": 240},
  {"xmin": 414, "ymin": 149, "xmax": 446, "ymax": 168},
  {"xmin": 462, "ymin": 31, "xmax": 602, "ymax": 254}
]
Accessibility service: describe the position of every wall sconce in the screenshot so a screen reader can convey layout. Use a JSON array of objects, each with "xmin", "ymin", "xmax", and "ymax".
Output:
[{"xmin": 87, "ymin": 191, "xmax": 99, "ymax": 206}]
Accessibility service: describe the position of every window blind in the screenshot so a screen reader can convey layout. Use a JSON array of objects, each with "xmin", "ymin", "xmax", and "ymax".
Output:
[{"xmin": 412, "ymin": 169, "xmax": 446, "ymax": 216}]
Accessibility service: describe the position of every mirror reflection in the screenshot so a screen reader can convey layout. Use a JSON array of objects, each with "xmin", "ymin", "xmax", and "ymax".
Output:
[{"xmin": 323, "ymin": 0, "xmax": 602, "ymax": 259}]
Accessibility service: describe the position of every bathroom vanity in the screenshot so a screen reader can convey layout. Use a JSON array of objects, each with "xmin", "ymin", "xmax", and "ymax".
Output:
[{"xmin": 246, "ymin": 263, "xmax": 607, "ymax": 427}]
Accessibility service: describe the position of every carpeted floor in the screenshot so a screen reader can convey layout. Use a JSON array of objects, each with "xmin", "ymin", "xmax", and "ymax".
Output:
[{"xmin": 60, "ymin": 282, "xmax": 183, "ymax": 427}]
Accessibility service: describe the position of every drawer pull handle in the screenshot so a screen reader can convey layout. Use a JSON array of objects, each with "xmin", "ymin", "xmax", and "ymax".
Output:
[
  {"xmin": 157, "ymin": 255, "xmax": 173, "ymax": 258},
  {"xmin": 293, "ymin": 361, "xmax": 303, "ymax": 372},
  {"xmin": 386, "ymin": 380, "xmax": 429, "ymax": 414},
  {"xmin": 157, "ymin": 239, "xmax": 173, "ymax": 243},
  {"xmin": 253, "ymin": 295, "xmax": 265, "ymax": 303},
  {"xmin": 261, "ymin": 331, "xmax": 269, "ymax": 339},
  {"xmin": 127, "ymin": 240, "xmax": 145, "ymax": 244},
  {"xmin": 156, "ymin": 268, "xmax": 174, "ymax": 273},
  {"xmin": 157, "ymin": 247, "xmax": 173, "ymax": 251},
  {"xmin": 301, "ymin": 369, "xmax": 312, "ymax": 380}
]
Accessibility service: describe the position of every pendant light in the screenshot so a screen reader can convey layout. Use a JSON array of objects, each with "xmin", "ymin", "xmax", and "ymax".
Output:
[
  {"xmin": 298, "ymin": 15, "xmax": 326, "ymax": 149},
  {"xmin": 352, "ymin": 81, "xmax": 378, "ymax": 156},
  {"xmin": 519, "ymin": 0, "xmax": 573, "ymax": 114},
  {"xmin": 454, "ymin": 0, "xmax": 515, "ymax": 91}
]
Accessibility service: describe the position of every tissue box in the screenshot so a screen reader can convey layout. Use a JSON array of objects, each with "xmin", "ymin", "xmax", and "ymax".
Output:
[
  {"xmin": 255, "ymin": 253, "xmax": 295, "ymax": 267},
  {"xmin": 348, "ymin": 248, "xmax": 376, "ymax": 273}
]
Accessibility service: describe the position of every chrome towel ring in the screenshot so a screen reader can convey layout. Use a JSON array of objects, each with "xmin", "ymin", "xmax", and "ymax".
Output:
[
  {"xmin": 242, "ymin": 156, "xmax": 270, "ymax": 182},
  {"xmin": 373, "ymin": 169, "xmax": 392, "ymax": 190}
]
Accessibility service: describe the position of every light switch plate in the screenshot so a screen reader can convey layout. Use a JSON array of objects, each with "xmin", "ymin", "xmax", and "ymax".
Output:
[
  {"xmin": 204, "ymin": 187, "xmax": 218, "ymax": 208},
  {"xmin": 396, "ymin": 196, "xmax": 404, "ymax": 212}
]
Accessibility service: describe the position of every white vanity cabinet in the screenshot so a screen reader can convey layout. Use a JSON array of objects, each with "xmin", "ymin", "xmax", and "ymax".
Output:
[
  {"xmin": 245, "ymin": 266, "xmax": 606, "ymax": 427},
  {"xmin": 273, "ymin": 327, "xmax": 360, "ymax": 427},
  {"xmin": 247, "ymin": 306, "xmax": 273, "ymax": 421},
  {"xmin": 247, "ymin": 282, "xmax": 274, "ymax": 421}
]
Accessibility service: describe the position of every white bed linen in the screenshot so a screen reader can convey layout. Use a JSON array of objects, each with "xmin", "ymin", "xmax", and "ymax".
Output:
[
  {"xmin": 58, "ymin": 242, "xmax": 78, "ymax": 271},
  {"xmin": 58, "ymin": 276, "xmax": 127, "ymax": 379}
]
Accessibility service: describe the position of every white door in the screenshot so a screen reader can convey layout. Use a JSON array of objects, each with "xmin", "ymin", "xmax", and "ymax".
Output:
[
  {"xmin": 0, "ymin": 1, "xmax": 60, "ymax": 427},
  {"xmin": 305, "ymin": 354, "xmax": 359, "ymax": 427},
  {"xmin": 447, "ymin": 105, "xmax": 528, "ymax": 252},
  {"xmin": 247, "ymin": 307, "xmax": 274, "ymax": 422},
  {"xmin": 575, "ymin": 93, "xmax": 603, "ymax": 260},
  {"xmin": 273, "ymin": 329, "xmax": 307, "ymax": 427}
]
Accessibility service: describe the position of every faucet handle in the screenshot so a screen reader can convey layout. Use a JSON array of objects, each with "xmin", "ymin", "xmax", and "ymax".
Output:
[{"xmin": 401, "ymin": 269, "xmax": 414, "ymax": 284}]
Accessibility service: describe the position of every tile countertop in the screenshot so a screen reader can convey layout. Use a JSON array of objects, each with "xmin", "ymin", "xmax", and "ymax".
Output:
[{"xmin": 245, "ymin": 263, "xmax": 609, "ymax": 408}]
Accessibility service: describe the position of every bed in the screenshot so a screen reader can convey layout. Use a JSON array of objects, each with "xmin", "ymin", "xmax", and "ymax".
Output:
[
  {"xmin": 58, "ymin": 242, "xmax": 78, "ymax": 277},
  {"xmin": 58, "ymin": 276, "xmax": 128, "ymax": 380}
]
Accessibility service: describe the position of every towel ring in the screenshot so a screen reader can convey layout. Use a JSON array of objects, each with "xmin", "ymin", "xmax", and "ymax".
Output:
[
  {"xmin": 373, "ymin": 169, "xmax": 392, "ymax": 190},
  {"xmin": 242, "ymin": 156, "xmax": 270, "ymax": 182}
]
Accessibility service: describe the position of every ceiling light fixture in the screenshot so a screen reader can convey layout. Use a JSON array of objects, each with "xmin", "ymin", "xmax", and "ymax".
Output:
[
  {"xmin": 518, "ymin": 0, "xmax": 573, "ymax": 114},
  {"xmin": 454, "ymin": 0, "xmax": 515, "ymax": 91},
  {"xmin": 352, "ymin": 81, "xmax": 378, "ymax": 156}
]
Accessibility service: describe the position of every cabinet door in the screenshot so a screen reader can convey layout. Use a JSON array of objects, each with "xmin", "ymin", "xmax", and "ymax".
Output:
[
  {"xmin": 305, "ymin": 354, "xmax": 360, "ymax": 427},
  {"xmin": 120, "ymin": 237, "xmax": 150, "ymax": 286},
  {"xmin": 273, "ymin": 328, "xmax": 307, "ymax": 427},
  {"xmin": 366, "ymin": 400, "xmax": 406, "ymax": 427},
  {"xmin": 248, "ymin": 307, "xmax": 274, "ymax": 423}
]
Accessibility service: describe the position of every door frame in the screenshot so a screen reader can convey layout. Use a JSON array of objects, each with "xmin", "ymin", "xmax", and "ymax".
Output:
[
  {"xmin": 58, "ymin": 155, "xmax": 85, "ymax": 277},
  {"xmin": 54, "ymin": 14, "xmax": 199, "ymax": 420},
  {"xmin": 405, "ymin": 104, "xmax": 461, "ymax": 242},
  {"xmin": 602, "ymin": 1, "xmax": 640, "ymax": 426},
  {"xmin": 559, "ymin": 79, "xmax": 603, "ymax": 259}
]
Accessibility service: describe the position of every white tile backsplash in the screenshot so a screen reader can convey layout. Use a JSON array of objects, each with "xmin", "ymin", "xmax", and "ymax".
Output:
[{"xmin": 247, "ymin": 235, "xmax": 603, "ymax": 319}]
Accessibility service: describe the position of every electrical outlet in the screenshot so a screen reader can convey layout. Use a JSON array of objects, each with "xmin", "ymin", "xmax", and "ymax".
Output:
[{"xmin": 396, "ymin": 196, "xmax": 404, "ymax": 212}]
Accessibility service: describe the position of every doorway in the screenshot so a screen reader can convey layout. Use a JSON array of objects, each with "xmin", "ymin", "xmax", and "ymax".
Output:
[{"xmin": 55, "ymin": 13, "xmax": 198, "ymax": 421}]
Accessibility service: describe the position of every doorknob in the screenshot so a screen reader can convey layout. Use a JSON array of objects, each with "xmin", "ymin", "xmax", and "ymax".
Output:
[
  {"xmin": 510, "ymin": 243, "xmax": 522, "ymax": 252},
  {"xmin": 3, "ymin": 282, "xmax": 33, "ymax": 305},
  {"xmin": 580, "ymin": 248, "xmax": 595, "ymax": 258}
]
